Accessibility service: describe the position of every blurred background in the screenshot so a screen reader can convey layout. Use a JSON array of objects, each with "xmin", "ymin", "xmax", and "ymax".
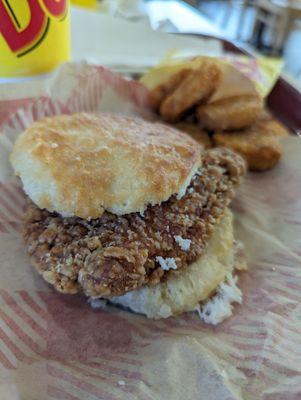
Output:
[{"xmin": 71, "ymin": 0, "xmax": 301, "ymax": 88}]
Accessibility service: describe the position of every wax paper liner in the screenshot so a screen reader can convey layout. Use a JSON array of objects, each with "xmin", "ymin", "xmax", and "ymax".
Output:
[{"xmin": 0, "ymin": 62, "xmax": 301, "ymax": 400}]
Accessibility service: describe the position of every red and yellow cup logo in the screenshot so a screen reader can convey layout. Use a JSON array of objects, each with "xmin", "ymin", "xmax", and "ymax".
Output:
[{"xmin": 0, "ymin": 0, "xmax": 70, "ymax": 77}]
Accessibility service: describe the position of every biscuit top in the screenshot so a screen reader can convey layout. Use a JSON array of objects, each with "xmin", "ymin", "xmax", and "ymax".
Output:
[{"xmin": 10, "ymin": 113, "xmax": 201, "ymax": 219}]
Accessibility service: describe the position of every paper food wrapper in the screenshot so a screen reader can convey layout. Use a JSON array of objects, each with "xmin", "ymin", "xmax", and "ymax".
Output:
[
  {"xmin": 0, "ymin": 62, "xmax": 301, "ymax": 400},
  {"xmin": 140, "ymin": 54, "xmax": 282, "ymax": 99}
]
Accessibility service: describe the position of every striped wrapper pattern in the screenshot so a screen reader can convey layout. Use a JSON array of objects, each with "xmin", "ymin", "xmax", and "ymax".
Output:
[{"xmin": 0, "ymin": 62, "xmax": 301, "ymax": 400}]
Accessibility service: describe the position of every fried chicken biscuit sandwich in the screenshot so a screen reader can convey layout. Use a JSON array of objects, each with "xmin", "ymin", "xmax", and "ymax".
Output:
[{"xmin": 10, "ymin": 113, "xmax": 246, "ymax": 323}]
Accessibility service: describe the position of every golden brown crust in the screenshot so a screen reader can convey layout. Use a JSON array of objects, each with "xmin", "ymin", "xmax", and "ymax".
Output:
[
  {"xmin": 159, "ymin": 62, "xmax": 221, "ymax": 122},
  {"xmin": 11, "ymin": 113, "xmax": 201, "ymax": 219},
  {"xmin": 213, "ymin": 115, "xmax": 289, "ymax": 171},
  {"xmin": 149, "ymin": 68, "xmax": 192, "ymax": 110},
  {"xmin": 197, "ymin": 95, "xmax": 262, "ymax": 131},
  {"xmin": 174, "ymin": 122, "xmax": 212, "ymax": 149}
]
